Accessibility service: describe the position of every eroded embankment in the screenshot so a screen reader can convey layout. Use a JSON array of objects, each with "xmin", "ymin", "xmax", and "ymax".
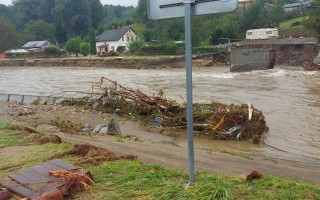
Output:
[
  {"xmin": 1, "ymin": 43, "xmax": 319, "ymax": 70},
  {"xmin": 0, "ymin": 57, "xmax": 189, "ymax": 68}
]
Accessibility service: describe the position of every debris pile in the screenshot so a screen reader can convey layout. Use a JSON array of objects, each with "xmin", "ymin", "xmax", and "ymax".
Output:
[
  {"xmin": 38, "ymin": 168, "xmax": 94, "ymax": 200},
  {"xmin": 62, "ymin": 77, "xmax": 269, "ymax": 143},
  {"xmin": 0, "ymin": 160, "xmax": 92, "ymax": 200},
  {"xmin": 54, "ymin": 144, "xmax": 137, "ymax": 165},
  {"xmin": 35, "ymin": 133, "xmax": 62, "ymax": 144}
]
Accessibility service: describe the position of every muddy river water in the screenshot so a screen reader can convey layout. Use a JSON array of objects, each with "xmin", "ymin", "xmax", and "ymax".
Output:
[{"xmin": 0, "ymin": 66, "xmax": 319, "ymax": 164}]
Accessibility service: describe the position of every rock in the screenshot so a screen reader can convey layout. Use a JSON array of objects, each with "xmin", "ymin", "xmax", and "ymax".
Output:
[
  {"xmin": 99, "ymin": 127, "xmax": 109, "ymax": 134},
  {"xmin": 131, "ymin": 136, "xmax": 137, "ymax": 141},
  {"xmin": 107, "ymin": 119, "xmax": 123, "ymax": 137},
  {"xmin": 92, "ymin": 124, "xmax": 106, "ymax": 134}
]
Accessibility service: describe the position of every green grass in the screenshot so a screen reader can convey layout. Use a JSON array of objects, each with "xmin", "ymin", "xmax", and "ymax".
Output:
[
  {"xmin": 1, "ymin": 121, "xmax": 319, "ymax": 200},
  {"xmin": 0, "ymin": 122, "xmax": 37, "ymax": 148},
  {"xmin": 279, "ymin": 16, "xmax": 306, "ymax": 32},
  {"xmin": 78, "ymin": 160, "xmax": 320, "ymax": 200}
]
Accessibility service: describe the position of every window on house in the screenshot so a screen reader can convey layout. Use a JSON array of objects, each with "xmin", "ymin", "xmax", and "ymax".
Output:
[
  {"xmin": 122, "ymin": 37, "xmax": 124, "ymax": 41},
  {"xmin": 247, "ymin": 32, "xmax": 253, "ymax": 35},
  {"xmin": 266, "ymin": 31, "xmax": 272, "ymax": 34},
  {"xmin": 131, "ymin": 36, "xmax": 134, "ymax": 41},
  {"xmin": 126, "ymin": 35, "xmax": 129, "ymax": 41},
  {"xmin": 111, "ymin": 46, "xmax": 114, "ymax": 51}
]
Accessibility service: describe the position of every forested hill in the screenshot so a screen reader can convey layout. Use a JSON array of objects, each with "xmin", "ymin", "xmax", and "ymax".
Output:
[{"xmin": 0, "ymin": 0, "xmax": 319, "ymax": 51}]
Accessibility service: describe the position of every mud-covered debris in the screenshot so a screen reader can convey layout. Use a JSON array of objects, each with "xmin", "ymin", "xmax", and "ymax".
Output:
[
  {"xmin": 0, "ymin": 125, "xmax": 36, "ymax": 134},
  {"xmin": 35, "ymin": 134, "xmax": 62, "ymax": 144},
  {"xmin": 49, "ymin": 117, "xmax": 82, "ymax": 134},
  {"xmin": 246, "ymin": 171, "xmax": 263, "ymax": 181},
  {"xmin": 53, "ymin": 144, "xmax": 137, "ymax": 165}
]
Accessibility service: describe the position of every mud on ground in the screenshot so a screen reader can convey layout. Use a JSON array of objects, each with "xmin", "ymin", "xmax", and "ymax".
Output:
[{"xmin": 1, "ymin": 102, "xmax": 320, "ymax": 184}]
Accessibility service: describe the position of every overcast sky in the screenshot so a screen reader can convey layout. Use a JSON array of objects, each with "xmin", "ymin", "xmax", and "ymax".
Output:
[{"xmin": 0, "ymin": 0, "xmax": 138, "ymax": 7}]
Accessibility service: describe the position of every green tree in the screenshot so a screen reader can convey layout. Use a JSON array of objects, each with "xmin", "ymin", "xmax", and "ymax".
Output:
[
  {"xmin": 65, "ymin": 36, "xmax": 81, "ymax": 57},
  {"xmin": 53, "ymin": 0, "xmax": 92, "ymax": 41},
  {"xmin": 88, "ymin": 29, "xmax": 96, "ymax": 54},
  {"xmin": 306, "ymin": 0, "xmax": 320, "ymax": 39},
  {"xmin": 80, "ymin": 42, "xmax": 90, "ymax": 56},
  {"xmin": 22, "ymin": 20, "xmax": 56, "ymax": 43},
  {"xmin": 12, "ymin": 0, "xmax": 40, "ymax": 30},
  {"xmin": 0, "ymin": 16, "xmax": 20, "ymax": 52},
  {"xmin": 0, "ymin": 4, "xmax": 14, "ymax": 23},
  {"xmin": 89, "ymin": 0, "xmax": 103, "ymax": 28},
  {"xmin": 135, "ymin": 0, "xmax": 148, "ymax": 23}
]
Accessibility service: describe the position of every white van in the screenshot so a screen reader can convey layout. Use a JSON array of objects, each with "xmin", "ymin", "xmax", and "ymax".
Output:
[{"xmin": 246, "ymin": 28, "xmax": 279, "ymax": 40}]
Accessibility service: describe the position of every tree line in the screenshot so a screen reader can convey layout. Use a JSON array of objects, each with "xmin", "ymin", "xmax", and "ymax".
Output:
[{"xmin": 0, "ymin": 0, "xmax": 319, "ymax": 53}]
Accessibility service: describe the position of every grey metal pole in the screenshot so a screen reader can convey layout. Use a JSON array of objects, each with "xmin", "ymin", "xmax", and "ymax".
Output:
[{"xmin": 184, "ymin": 0, "xmax": 195, "ymax": 184}]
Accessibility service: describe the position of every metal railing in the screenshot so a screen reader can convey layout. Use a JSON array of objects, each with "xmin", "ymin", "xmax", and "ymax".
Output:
[{"xmin": 0, "ymin": 93, "xmax": 81, "ymax": 105}]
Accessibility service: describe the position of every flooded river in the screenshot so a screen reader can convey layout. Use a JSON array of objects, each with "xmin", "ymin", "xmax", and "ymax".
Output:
[{"xmin": 0, "ymin": 66, "xmax": 319, "ymax": 164}]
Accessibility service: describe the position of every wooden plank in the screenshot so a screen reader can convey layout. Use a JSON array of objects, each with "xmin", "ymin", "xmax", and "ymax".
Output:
[
  {"xmin": 48, "ymin": 159, "xmax": 75, "ymax": 170},
  {"xmin": 0, "ymin": 179, "xmax": 6, "ymax": 185},
  {"xmin": 41, "ymin": 162, "xmax": 70, "ymax": 171},
  {"xmin": 0, "ymin": 180, "xmax": 32, "ymax": 198},
  {"xmin": 3, "ymin": 160, "xmax": 91, "ymax": 199}
]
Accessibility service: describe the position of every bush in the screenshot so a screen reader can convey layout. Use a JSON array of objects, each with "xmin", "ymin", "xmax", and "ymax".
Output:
[
  {"xmin": 129, "ymin": 38, "xmax": 144, "ymax": 53},
  {"xmin": 80, "ymin": 42, "xmax": 90, "ymax": 56},
  {"xmin": 116, "ymin": 46, "xmax": 126, "ymax": 52},
  {"xmin": 44, "ymin": 46, "xmax": 61, "ymax": 56}
]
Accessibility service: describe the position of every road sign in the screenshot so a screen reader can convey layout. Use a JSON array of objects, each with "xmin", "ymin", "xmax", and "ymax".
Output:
[
  {"xmin": 148, "ymin": 0, "xmax": 238, "ymax": 20},
  {"xmin": 148, "ymin": 0, "xmax": 237, "ymax": 185}
]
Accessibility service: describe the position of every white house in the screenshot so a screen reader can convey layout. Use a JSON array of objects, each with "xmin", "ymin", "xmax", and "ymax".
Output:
[{"xmin": 96, "ymin": 28, "xmax": 138, "ymax": 54}]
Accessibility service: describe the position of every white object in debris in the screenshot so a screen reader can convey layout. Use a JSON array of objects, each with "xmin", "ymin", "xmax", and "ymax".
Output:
[{"xmin": 248, "ymin": 103, "xmax": 253, "ymax": 120}]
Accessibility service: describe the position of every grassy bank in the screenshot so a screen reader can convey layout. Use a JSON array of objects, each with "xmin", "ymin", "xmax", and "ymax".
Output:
[
  {"xmin": 0, "ymin": 122, "xmax": 319, "ymax": 199},
  {"xmin": 279, "ymin": 16, "xmax": 305, "ymax": 32}
]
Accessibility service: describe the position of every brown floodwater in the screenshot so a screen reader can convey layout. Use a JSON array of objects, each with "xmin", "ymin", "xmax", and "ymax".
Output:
[{"xmin": 0, "ymin": 66, "xmax": 319, "ymax": 164}]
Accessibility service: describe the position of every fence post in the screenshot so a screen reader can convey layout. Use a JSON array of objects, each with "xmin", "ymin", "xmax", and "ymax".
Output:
[
  {"xmin": 7, "ymin": 94, "xmax": 11, "ymax": 103},
  {"xmin": 21, "ymin": 95, "xmax": 25, "ymax": 104}
]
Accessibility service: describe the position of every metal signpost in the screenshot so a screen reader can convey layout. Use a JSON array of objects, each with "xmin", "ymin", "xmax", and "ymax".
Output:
[{"xmin": 148, "ymin": 0, "xmax": 237, "ymax": 184}]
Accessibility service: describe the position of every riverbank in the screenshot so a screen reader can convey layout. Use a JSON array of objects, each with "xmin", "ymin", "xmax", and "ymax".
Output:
[
  {"xmin": 1, "ymin": 124, "xmax": 319, "ymax": 199},
  {"xmin": 0, "ymin": 42, "xmax": 319, "ymax": 70},
  {"xmin": 0, "ymin": 56, "xmax": 217, "ymax": 69},
  {"xmin": 1, "ymin": 102, "xmax": 320, "ymax": 185}
]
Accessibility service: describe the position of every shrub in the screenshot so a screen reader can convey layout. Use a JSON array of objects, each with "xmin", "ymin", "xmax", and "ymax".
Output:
[
  {"xmin": 116, "ymin": 46, "xmax": 126, "ymax": 52},
  {"xmin": 44, "ymin": 46, "xmax": 61, "ymax": 56},
  {"xmin": 129, "ymin": 38, "xmax": 144, "ymax": 53}
]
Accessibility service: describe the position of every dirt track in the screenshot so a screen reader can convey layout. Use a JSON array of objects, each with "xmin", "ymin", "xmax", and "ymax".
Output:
[
  {"xmin": 57, "ymin": 132, "xmax": 320, "ymax": 184},
  {"xmin": 1, "ymin": 102, "xmax": 320, "ymax": 184}
]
